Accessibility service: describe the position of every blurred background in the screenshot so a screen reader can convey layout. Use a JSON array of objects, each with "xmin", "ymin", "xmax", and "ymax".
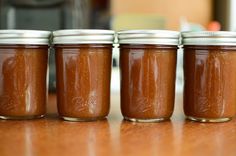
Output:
[{"xmin": 0, "ymin": 0, "xmax": 235, "ymax": 94}]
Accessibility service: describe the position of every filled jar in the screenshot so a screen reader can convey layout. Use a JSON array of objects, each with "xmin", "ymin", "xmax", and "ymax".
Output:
[
  {"xmin": 0, "ymin": 30, "xmax": 50, "ymax": 119},
  {"xmin": 53, "ymin": 29, "xmax": 114, "ymax": 121},
  {"xmin": 182, "ymin": 31, "xmax": 236, "ymax": 122},
  {"xmin": 118, "ymin": 30, "xmax": 179, "ymax": 122}
]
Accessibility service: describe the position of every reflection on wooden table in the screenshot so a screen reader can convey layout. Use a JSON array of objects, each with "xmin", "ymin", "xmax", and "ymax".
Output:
[{"xmin": 0, "ymin": 93, "xmax": 235, "ymax": 156}]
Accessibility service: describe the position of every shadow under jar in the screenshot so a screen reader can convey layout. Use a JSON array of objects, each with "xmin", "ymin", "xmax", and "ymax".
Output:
[
  {"xmin": 0, "ymin": 30, "xmax": 50, "ymax": 120},
  {"xmin": 182, "ymin": 31, "xmax": 236, "ymax": 122},
  {"xmin": 53, "ymin": 29, "xmax": 114, "ymax": 121},
  {"xmin": 118, "ymin": 30, "xmax": 180, "ymax": 122}
]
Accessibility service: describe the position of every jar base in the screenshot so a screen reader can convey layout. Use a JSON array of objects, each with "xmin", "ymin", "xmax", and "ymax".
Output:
[
  {"xmin": 0, "ymin": 114, "xmax": 44, "ymax": 120},
  {"xmin": 124, "ymin": 116, "xmax": 169, "ymax": 123},
  {"xmin": 186, "ymin": 116, "xmax": 231, "ymax": 123},
  {"xmin": 61, "ymin": 116, "xmax": 106, "ymax": 122}
]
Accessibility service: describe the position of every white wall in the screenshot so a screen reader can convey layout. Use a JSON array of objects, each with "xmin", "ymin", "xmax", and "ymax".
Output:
[{"xmin": 229, "ymin": 0, "xmax": 236, "ymax": 31}]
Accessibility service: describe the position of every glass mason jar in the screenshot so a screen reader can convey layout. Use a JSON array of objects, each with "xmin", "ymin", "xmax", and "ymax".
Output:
[
  {"xmin": 182, "ymin": 31, "xmax": 236, "ymax": 122},
  {"xmin": 53, "ymin": 29, "xmax": 114, "ymax": 121},
  {"xmin": 0, "ymin": 30, "xmax": 50, "ymax": 120},
  {"xmin": 118, "ymin": 30, "xmax": 179, "ymax": 122}
]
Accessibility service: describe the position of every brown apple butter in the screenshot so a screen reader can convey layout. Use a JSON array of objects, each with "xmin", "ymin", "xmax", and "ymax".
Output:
[
  {"xmin": 182, "ymin": 31, "xmax": 236, "ymax": 122},
  {"xmin": 0, "ymin": 30, "xmax": 50, "ymax": 119},
  {"xmin": 118, "ymin": 30, "xmax": 179, "ymax": 122},
  {"xmin": 53, "ymin": 30, "xmax": 114, "ymax": 121}
]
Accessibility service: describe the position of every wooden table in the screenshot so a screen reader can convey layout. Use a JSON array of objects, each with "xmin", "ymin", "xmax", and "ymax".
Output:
[{"xmin": 0, "ymin": 93, "xmax": 236, "ymax": 156}]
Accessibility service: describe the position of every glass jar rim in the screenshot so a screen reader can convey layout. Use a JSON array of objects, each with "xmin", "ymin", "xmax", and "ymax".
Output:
[
  {"xmin": 182, "ymin": 31, "xmax": 236, "ymax": 46},
  {"xmin": 0, "ymin": 30, "xmax": 51, "ymax": 45},
  {"xmin": 53, "ymin": 29, "xmax": 115, "ymax": 44},
  {"xmin": 117, "ymin": 30, "xmax": 180, "ymax": 45}
]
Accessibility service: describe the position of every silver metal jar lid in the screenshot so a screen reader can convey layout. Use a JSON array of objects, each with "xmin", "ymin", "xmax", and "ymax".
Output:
[
  {"xmin": 53, "ymin": 29, "xmax": 115, "ymax": 44},
  {"xmin": 182, "ymin": 31, "xmax": 236, "ymax": 45},
  {"xmin": 0, "ymin": 30, "xmax": 51, "ymax": 45},
  {"xmin": 117, "ymin": 30, "xmax": 180, "ymax": 45}
]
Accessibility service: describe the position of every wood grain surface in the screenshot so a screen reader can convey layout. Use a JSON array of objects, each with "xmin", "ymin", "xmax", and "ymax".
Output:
[{"xmin": 0, "ymin": 93, "xmax": 236, "ymax": 156}]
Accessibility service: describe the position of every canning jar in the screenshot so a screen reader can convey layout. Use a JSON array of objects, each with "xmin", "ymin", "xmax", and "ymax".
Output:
[
  {"xmin": 182, "ymin": 31, "xmax": 236, "ymax": 122},
  {"xmin": 0, "ymin": 30, "xmax": 50, "ymax": 119},
  {"xmin": 118, "ymin": 30, "xmax": 179, "ymax": 122},
  {"xmin": 53, "ymin": 29, "xmax": 114, "ymax": 121}
]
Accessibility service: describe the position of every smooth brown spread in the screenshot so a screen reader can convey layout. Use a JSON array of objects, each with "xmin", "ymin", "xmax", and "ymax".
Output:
[
  {"xmin": 184, "ymin": 45, "xmax": 236, "ymax": 119},
  {"xmin": 55, "ymin": 44, "xmax": 112, "ymax": 120},
  {"xmin": 0, "ymin": 45, "xmax": 48, "ymax": 118},
  {"xmin": 120, "ymin": 44, "xmax": 177, "ymax": 119}
]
